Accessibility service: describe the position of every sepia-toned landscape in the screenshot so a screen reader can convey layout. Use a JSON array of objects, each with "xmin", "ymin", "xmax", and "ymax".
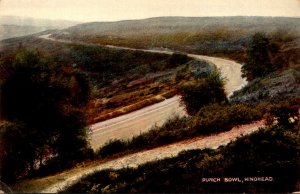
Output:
[{"xmin": 0, "ymin": 1, "xmax": 299, "ymax": 193}]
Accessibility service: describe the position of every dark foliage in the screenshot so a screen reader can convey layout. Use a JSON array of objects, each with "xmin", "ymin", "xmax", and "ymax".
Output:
[
  {"xmin": 192, "ymin": 103, "xmax": 263, "ymax": 134},
  {"xmin": 167, "ymin": 52, "xmax": 189, "ymax": 68},
  {"xmin": 242, "ymin": 33, "xmax": 276, "ymax": 81},
  {"xmin": 180, "ymin": 71, "xmax": 227, "ymax": 115},
  {"xmin": 70, "ymin": 45, "xmax": 182, "ymax": 85},
  {"xmin": 265, "ymin": 99, "xmax": 300, "ymax": 128},
  {"xmin": 97, "ymin": 139, "xmax": 128, "ymax": 158},
  {"xmin": 0, "ymin": 50, "xmax": 92, "ymax": 182}
]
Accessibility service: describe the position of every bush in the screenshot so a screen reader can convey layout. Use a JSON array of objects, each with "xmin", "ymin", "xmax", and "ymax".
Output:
[
  {"xmin": 192, "ymin": 103, "xmax": 263, "ymax": 134},
  {"xmin": 242, "ymin": 33, "xmax": 275, "ymax": 81},
  {"xmin": 265, "ymin": 99, "xmax": 299, "ymax": 128},
  {"xmin": 97, "ymin": 139, "xmax": 128, "ymax": 158},
  {"xmin": 167, "ymin": 52, "xmax": 189, "ymax": 67},
  {"xmin": 180, "ymin": 71, "xmax": 227, "ymax": 115}
]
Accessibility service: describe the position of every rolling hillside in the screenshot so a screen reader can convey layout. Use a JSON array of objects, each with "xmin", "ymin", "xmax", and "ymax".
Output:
[
  {"xmin": 0, "ymin": 16, "xmax": 80, "ymax": 40},
  {"xmin": 63, "ymin": 16, "xmax": 300, "ymax": 37},
  {"xmin": 51, "ymin": 16, "xmax": 300, "ymax": 61}
]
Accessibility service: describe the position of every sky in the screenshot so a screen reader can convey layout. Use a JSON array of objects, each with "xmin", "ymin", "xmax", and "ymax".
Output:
[{"xmin": 0, "ymin": 0, "xmax": 300, "ymax": 22}]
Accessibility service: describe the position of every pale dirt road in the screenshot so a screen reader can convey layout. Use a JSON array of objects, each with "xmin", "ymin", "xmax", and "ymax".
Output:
[
  {"xmin": 188, "ymin": 54, "xmax": 247, "ymax": 97},
  {"xmin": 39, "ymin": 34, "xmax": 247, "ymax": 150},
  {"xmin": 90, "ymin": 96, "xmax": 185, "ymax": 149},
  {"xmin": 36, "ymin": 34, "xmax": 251, "ymax": 193},
  {"xmin": 41, "ymin": 121, "xmax": 264, "ymax": 193},
  {"xmin": 89, "ymin": 52, "xmax": 247, "ymax": 149}
]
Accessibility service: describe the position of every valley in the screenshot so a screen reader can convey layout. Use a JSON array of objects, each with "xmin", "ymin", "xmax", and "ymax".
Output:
[{"xmin": 0, "ymin": 16, "xmax": 299, "ymax": 193}]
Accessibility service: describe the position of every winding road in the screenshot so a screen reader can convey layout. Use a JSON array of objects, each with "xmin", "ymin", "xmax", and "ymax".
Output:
[
  {"xmin": 32, "ymin": 34, "xmax": 253, "ymax": 193},
  {"xmin": 40, "ymin": 34, "xmax": 247, "ymax": 150}
]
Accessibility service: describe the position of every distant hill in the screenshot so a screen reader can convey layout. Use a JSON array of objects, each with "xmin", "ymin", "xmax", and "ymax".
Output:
[
  {"xmin": 50, "ymin": 16, "xmax": 299, "ymax": 62},
  {"xmin": 0, "ymin": 25, "xmax": 52, "ymax": 40},
  {"xmin": 64, "ymin": 16, "xmax": 300, "ymax": 37},
  {"xmin": 0, "ymin": 16, "xmax": 80, "ymax": 40}
]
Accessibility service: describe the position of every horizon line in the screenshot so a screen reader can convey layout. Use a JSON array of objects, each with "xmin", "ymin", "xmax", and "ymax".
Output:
[{"xmin": 1, "ymin": 14, "xmax": 299, "ymax": 24}]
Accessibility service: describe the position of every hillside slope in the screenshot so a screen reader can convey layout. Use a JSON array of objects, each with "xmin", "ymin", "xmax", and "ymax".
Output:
[
  {"xmin": 0, "ymin": 16, "xmax": 80, "ymax": 40},
  {"xmin": 64, "ymin": 16, "xmax": 300, "ymax": 37}
]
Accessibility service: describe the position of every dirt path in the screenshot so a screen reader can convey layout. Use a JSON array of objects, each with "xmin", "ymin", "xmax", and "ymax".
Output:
[
  {"xmin": 39, "ymin": 34, "xmax": 247, "ymax": 97},
  {"xmin": 34, "ymin": 34, "xmax": 250, "ymax": 193},
  {"xmin": 40, "ymin": 121, "xmax": 264, "ymax": 193},
  {"xmin": 90, "ymin": 96, "xmax": 185, "ymax": 149},
  {"xmin": 188, "ymin": 54, "xmax": 247, "ymax": 96},
  {"xmin": 39, "ymin": 34, "xmax": 247, "ymax": 150}
]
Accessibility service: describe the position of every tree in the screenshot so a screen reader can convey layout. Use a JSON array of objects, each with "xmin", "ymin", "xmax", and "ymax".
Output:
[
  {"xmin": 0, "ymin": 49, "xmax": 92, "ymax": 182},
  {"xmin": 0, "ymin": 121, "xmax": 33, "ymax": 182},
  {"xmin": 167, "ymin": 52, "xmax": 189, "ymax": 68},
  {"xmin": 180, "ymin": 71, "xmax": 227, "ymax": 115},
  {"xmin": 242, "ymin": 33, "xmax": 274, "ymax": 81}
]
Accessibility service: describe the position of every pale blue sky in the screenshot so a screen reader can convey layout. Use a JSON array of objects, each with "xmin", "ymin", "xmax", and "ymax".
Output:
[{"xmin": 1, "ymin": 0, "xmax": 300, "ymax": 22}]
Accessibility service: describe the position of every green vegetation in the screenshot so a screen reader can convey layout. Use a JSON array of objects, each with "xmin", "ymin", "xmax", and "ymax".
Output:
[
  {"xmin": 180, "ymin": 71, "xmax": 227, "ymax": 115},
  {"xmin": 70, "ymin": 45, "xmax": 177, "ymax": 83},
  {"xmin": 70, "ymin": 46, "xmax": 196, "ymax": 123},
  {"xmin": 63, "ymin": 105, "xmax": 300, "ymax": 193},
  {"xmin": 95, "ymin": 103, "xmax": 264, "ymax": 159},
  {"xmin": 231, "ymin": 68, "xmax": 300, "ymax": 103},
  {"xmin": 55, "ymin": 17, "xmax": 299, "ymax": 63},
  {"xmin": 0, "ymin": 50, "xmax": 93, "ymax": 182},
  {"xmin": 191, "ymin": 103, "xmax": 262, "ymax": 134},
  {"xmin": 242, "ymin": 33, "xmax": 275, "ymax": 80}
]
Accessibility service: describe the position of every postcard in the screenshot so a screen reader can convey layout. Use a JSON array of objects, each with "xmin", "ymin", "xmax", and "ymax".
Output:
[{"xmin": 0, "ymin": 0, "xmax": 299, "ymax": 193}]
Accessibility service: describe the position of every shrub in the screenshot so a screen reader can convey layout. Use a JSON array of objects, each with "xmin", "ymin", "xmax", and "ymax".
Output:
[
  {"xmin": 167, "ymin": 52, "xmax": 189, "ymax": 67},
  {"xmin": 265, "ymin": 99, "xmax": 299, "ymax": 128},
  {"xmin": 97, "ymin": 139, "xmax": 128, "ymax": 158},
  {"xmin": 242, "ymin": 33, "xmax": 275, "ymax": 81},
  {"xmin": 192, "ymin": 103, "xmax": 263, "ymax": 134},
  {"xmin": 180, "ymin": 71, "xmax": 227, "ymax": 115}
]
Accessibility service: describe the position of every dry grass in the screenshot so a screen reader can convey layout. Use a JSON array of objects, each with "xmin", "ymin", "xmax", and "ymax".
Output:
[{"xmin": 89, "ymin": 92, "xmax": 175, "ymax": 123}]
